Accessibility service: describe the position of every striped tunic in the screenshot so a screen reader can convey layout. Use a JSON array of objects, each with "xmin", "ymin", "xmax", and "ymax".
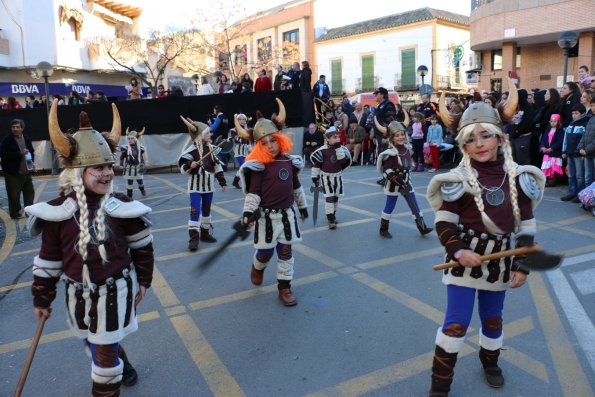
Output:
[{"xmin": 178, "ymin": 143, "xmax": 226, "ymax": 193}]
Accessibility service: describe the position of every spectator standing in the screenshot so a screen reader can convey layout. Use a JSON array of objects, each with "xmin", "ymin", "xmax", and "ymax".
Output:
[
  {"xmin": 509, "ymin": 89, "xmax": 535, "ymax": 165},
  {"xmin": 218, "ymin": 75, "xmax": 231, "ymax": 94},
  {"xmin": 580, "ymin": 90, "xmax": 593, "ymax": 116},
  {"xmin": 313, "ymin": 75, "xmax": 331, "ymax": 122},
  {"xmin": 274, "ymin": 65, "xmax": 285, "ymax": 91},
  {"xmin": 69, "ymin": 90, "xmax": 83, "ymax": 105},
  {"xmin": 286, "ymin": 62, "xmax": 301, "ymax": 90},
  {"xmin": 578, "ymin": 97, "xmax": 595, "ymax": 186},
  {"xmin": 560, "ymin": 82, "xmax": 581, "ymax": 128},
  {"xmin": 300, "ymin": 61, "xmax": 312, "ymax": 92},
  {"xmin": 3, "ymin": 96, "xmax": 23, "ymax": 109},
  {"xmin": 561, "ymin": 104, "xmax": 589, "ymax": 202},
  {"xmin": 0, "ymin": 118, "xmax": 35, "ymax": 218},
  {"xmin": 254, "ymin": 69, "xmax": 273, "ymax": 92},
  {"xmin": 198, "ymin": 76, "xmax": 215, "ymax": 95},
  {"xmin": 539, "ymin": 114, "xmax": 565, "ymax": 187},
  {"xmin": 241, "ymin": 73, "xmax": 254, "ymax": 91},
  {"xmin": 418, "ymin": 93, "xmax": 438, "ymax": 121},
  {"xmin": 156, "ymin": 85, "xmax": 168, "ymax": 99},
  {"xmin": 25, "ymin": 95, "xmax": 39, "ymax": 108},
  {"xmin": 410, "ymin": 112, "xmax": 428, "ymax": 171},
  {"xmin": 127, "ymin": 77, "xmax": 142, "ymax": 100},
  {"xmin": 426, "ymin": 115, "xmax": 444, "ymax": 172}
]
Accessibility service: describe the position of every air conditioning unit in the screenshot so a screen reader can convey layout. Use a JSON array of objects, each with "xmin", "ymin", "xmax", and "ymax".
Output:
[{"xmin": 468, "ymin": 52, "xmax": 482, "ymax": 71}]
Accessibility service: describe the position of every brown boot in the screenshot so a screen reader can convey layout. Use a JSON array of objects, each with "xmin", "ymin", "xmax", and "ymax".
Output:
[
  {"xmin": 415, "ymin": 218, "xmax": 434, "ymax": 236},
  {"xmin": 200, "ymin": 225, "xmax": 217, "ymax": 242},
  {"xmin": 92, "ymin": 381, "xmax": 121, "ymax": 397},
  {"xmin": 139, "ymin": 186, "xmax": 146, "ymax": 196},
  {"xmin": 429, "ymin": 345, "xmax": 458, "ymax": 396},
  {"xmin": 126, "ymin": 189, "xmax": 133, "ymax": 198},
  {"xmin": 327, "ymin": 213, "xmax": 337, "ymax": 229},
  {"xmin": 379, "ymin": 219, "xmax": 392, "ymax": 238},
  {"xmin": 479, "ymin": 347, "xmax": 504, "ymax": 388},
  {"xmin": 188, "ymin": 229, "xmax": 200, "ymax": 251},
  {"xmin": 232, "ymin": 176, "xmax": 241, "ymax": 189},
  {"xmin": 278, "ymin": 280, "xmax": 297, "ymax": 306},
  {"xmin": 250, "ymin": 265, "xmax": 264, "ymax": 285}
]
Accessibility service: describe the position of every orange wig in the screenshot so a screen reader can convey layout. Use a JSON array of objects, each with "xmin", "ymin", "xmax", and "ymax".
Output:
[{"xmin": 246, "ymin": 133, "xmax": 293, "ymax": 164}]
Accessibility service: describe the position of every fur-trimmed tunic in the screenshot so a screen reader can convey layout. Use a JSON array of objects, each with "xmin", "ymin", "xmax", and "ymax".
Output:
[
  {"xmin": 310, "ymin": 144, "xmax": 351, "ymax": 197},
  {"xmin": 377, "ymin": 144, "xmax": 413, "ymax": 196},
  {"xmin": 178, "ymin": 143, "xmax": 226, "ymax": 193},
  {"xmin": 26, "ymin": 192, "xmax": 154, "ymax": 344},
  {"xmin": 120, "ymin": 144, "xmax": 145, "ymax": 179},
  {"xmin": 427, "ymin": 158, "xmax": 545, "ymax": 291}
]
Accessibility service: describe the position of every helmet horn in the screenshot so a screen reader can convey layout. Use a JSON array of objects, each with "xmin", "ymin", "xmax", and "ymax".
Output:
[
  {"xmin": 275, "ymin": 98, "xmax": 286, "ymax": 125},
  {"xmin": 48, "ymin": 99, "xmax": 75, "ymax": 158},
  {"xmin": 500, "ymin": 75, "xmax": 518, "ymax": 123},
  {"xmin": 234, "ymin": 114, "xmax": 250, "ymax": 140},
  {"xmin": 108, "ymin": 103, "xmax": 121, "ymax": 144},
  {"xmin": 138, "ymin": 127, "xmax": 145, "ymax": 137},
  {"xmin": 374, "ymin": 115, "xmax": 387, "ymax": 136},
  {"xmin": 402, "ymin": 110, "xmax": 410, "ymax": 129},
  {"xmin": 439, "ymin": 92, "xmax": 457, "ymax": 133}
]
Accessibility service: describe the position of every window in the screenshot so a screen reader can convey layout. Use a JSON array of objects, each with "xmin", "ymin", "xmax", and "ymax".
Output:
[
  {"xmin": 234, "ymin": 44, "xmax": 247, "ymax": 65},
  {"xmin": 492, "ymin": 49, "xmax": 502, "ymax": 71},
  {"xmin": 515, "ymin": 47, "xmax": 521, "ymax": 69},
  {"xmin": 257, "ymin": 36, "xmax": 272, "ymax": 63},
  {"xmin": 331, "ymin": 59, "xmax": 342, "ymax": 95},
  {"xmin": 282, "ymin": 29, "xmax": 299, "ymax": 45},
  {"xmin": 490, "ymin": 78, "xmax": 502, "ymax": 92},
  {"xmin": 361, "ymin": 55, "xmax": 374, "ymax": 91},
  {"xmin": 400, "ymin": 49, "xmax": 416, "ymax": 89}
]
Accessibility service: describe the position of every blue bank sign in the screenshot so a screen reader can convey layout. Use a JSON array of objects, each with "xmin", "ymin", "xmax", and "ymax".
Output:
[{"xmin": 0, "ymin": 82, "xmax": 132, "ymax": 97}]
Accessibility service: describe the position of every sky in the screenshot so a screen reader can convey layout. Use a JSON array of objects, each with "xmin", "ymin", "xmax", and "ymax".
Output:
[{"xmin": 137, "ymin": 0, "xmax": 471, "ymax": 33}]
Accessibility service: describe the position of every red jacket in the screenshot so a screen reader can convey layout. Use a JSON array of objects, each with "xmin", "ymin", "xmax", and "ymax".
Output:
[{"xmin": 254, "ymin": 76, "xmax": 272, "ymax": 92}]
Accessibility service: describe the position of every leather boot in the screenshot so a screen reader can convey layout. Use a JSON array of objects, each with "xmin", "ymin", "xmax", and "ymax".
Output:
[
  {"xmin": 479, "ymin": 347, "xmax": 504, "ymax": 388},
  {"xmin": 139, "ymin": 186, "xmax": 146, "ymax": 197},
  {"xmin": 200, "ymin": 224, "xmax": 217, "ymax": 242},
  {"xmin": 278, "ymin": 280, "xmax": 297, "ymax": 306},
  {"xmin": 232, "ymin": 176, "xmax": 241, "ymax": 189},
  {"xmin": 118, "ymin": 346, "xmax": 137, "ymax": 387},
  {"xmin": 250, "ymin": 264, "xmax": 264, "ymax": 285},
  {"xmin": 415, "ymin": 218, "xmax": 434, "ymax": 236},
  {"xmin": 91, "ymin": 381, "xmax": 121, "ymax": 397},
  {"xmin": 126, "ymin": 189, "xmax": 133, "ymax": 198},
  {"xmin": 429, "ymin": 345, "xmax": 458, "ymax": 397},
  {"xmin": 327, "ymin": 213, "xmax": 337, "ymax": 229},
  {"xmin": 188, "ymin": 229, "xmax": 200, "ymax": 251},
  {"xmin": 379, "ymin": 219, "xmax": 392, "ymax": 238}
]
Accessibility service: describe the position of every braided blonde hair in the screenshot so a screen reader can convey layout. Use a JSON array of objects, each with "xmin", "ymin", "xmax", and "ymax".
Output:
[
  {"xmin": 126, "ymin": 135, "xmax": 141, "ymax": 164},
  {"xmin": 457, "ymin": 123, "xmax": 520, "ymax": 233}
]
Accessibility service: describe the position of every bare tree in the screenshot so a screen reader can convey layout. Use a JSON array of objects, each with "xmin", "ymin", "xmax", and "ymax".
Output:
[{"xmin": 95, "ymin": 28, "xmax": 205, "ymax": 98}]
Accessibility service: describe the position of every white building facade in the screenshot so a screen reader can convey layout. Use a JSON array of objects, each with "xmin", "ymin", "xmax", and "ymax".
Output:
[{"xmin": 314, "ymin": 8, "xmax": 471, "ymax": 101}]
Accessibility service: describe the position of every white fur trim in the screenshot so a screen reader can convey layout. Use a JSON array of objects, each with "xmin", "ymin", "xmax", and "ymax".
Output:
[
  {"xmin": 188, "ymin": 220, "xmax": 200, "ymax": 230},
  {"xmin": 376, "ymin": 148, "xmax": 397, "ymax": 175},
  {"xmin": 239, "ymin": 160, "xmax": 265, "ymax": 194},
  {"xmin": 310, "ymin": 146, "xmax": 326, "ymax": 164},
  {"xmin": 336, "ymin": 147, "xmax": 346, "ymax": 160},
  {"xmin": 293, "ymin": 186, "xmax": 307, "ymax": 209},
  {"xmin": 435, "ymin": 210, "xmax": 459, "ymax": 225},
  {"xmin": 381, "ymin": 212, "xmax": 391, "ymax": 220},
  {"xmin": 479, "ymin": 329, "xmax": 504, "ymax": 350},
  {"xmin": 516, "ymin": 164, "xmax": 546, "ymax": 207},
  {"xmin": 427, "ymin": 169, "xmax": 473, "ymax": 211},
  {"xmin": 200, "ymin": 216, "xmax": 212, "ymax": 226},
  {"xmin": 32, "ymin": 256, "xmax": 63, "ymax": 278},
  {"xmin": 276, "ymin": 257, "xmax": 294, "ymax": 280},
  {"xmin": 243, "ymin": 193, "xmax": 261, "ymax": 214},
  {"xmin": 311, "ymin": 167, "xmax": 321, "ymax": 178},
  {"xmin": 91, "ymin": 360, "xmax": 123, "ymax": 384},
  {"xmin": 25, "ymin": 198, "xmax": 77, "ymax": 222},
  {"xmin": 127, "ymin": 234, "xmax": 153, "ymax": 249},
  {"xmin": 104, "ymin": 197, "xmax": 151, "ymax": 218},
  {"xmin": 324, "ymin": 202, "xmax": 334, "ymax": 215},
  {"xmin": 435, "ymin": 327, "xmax": 466, "ymax": 353},
  {"xmin": 517, "ymin": 218, "xmax": 537, "ymax": 237}
]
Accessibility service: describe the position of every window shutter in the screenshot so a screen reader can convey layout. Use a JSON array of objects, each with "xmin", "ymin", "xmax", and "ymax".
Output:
[
  {"xmin": 362, "ymin": 55, "xmax": 374, "ymax": 91},
  {"xmin": 401, "ymin": 49, "xmax": 416, "ymax": 89},
  {"xmin": 331, "ymin": 60, "xmax": 342, "ymax": 94}
]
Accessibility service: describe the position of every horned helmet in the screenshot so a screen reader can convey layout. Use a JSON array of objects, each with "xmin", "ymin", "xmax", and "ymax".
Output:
[
  {"xmin": 180, "ymin": 116, "xmax": 210, "ymax": 145},
  {"xmin": 48, "ymin": 99, "xmax": 121, "ymax": 167},
  {"xmin": 374, "ymin": 110, "xmax": 410, "ymax": 140},
  {"xmin": 234, "ymin": 98, "xmax": 286, "ymax": 142},
  {"xmin": 126, "ymin": 126, "xmax": 145, "ymax": 140}
]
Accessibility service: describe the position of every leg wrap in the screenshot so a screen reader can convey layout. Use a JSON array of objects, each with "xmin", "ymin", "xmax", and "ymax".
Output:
[
  {"xmin": 91, "ymin": 359, "xmax": 123, "ymax": 385},
  {"xmin": 275, "ymin": 243, "xmax": 292, "ymax": 261},
  {"xmin": 276, "ymin": 256, "xmax": 294, "ymax": 280},
  {"xmin": 324, "ymin": 201, "xmax": 334, "ymax": 215},
  {"xmin": 380, "ymin": 211, "xmax": 391, "ymax": 221},
  {"xmin": 254, "ymin": 249, "xmax": 274, "ymax": 270},
  {"xmin": 479, "ymin": 346, "xmax": 501, "ymax": 369},
  {"xmin": 430, "ymin": 345, "xmax": 459, "ymax": 394},
  {"xmin": 479, "ymin": 328, "xmax": 504, "ymax": 351},
  {"xmin": 200, "ymin": 216, "xmax": 212, "ymax": 227},
  {"xmin": 188, "ymin": 220, "xmax": 200, "ymax": 231}
]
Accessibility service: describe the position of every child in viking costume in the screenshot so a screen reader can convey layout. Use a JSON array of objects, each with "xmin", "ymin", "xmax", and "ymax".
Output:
[
  {"xmin": 229, "ymin": 113, "xmax": 252, "ymax": 189},
  {"xmin": 425, "ymin": 78, "xmax": 545, "ymax": 396},
  {"xmin": 26, "ymin": 99, "xmax": 154, "ymax": 396},
  {"xmin": 237, "ymin": 98, "xmax": 308, "ymax": 306},
  {"xmin": 119, "ymin": 127, "xmax": 146, "ymax": 198},
  {"xmin": 375, "ymin": 112, "xmax": 434, "ymax": 238},
  {"xmin": 178, "ymin": 116, "xmax": 227, "ymax": 251},
  {"xmin": 310, "ymin": 126, "xmax": 351, "ymax": 229}
]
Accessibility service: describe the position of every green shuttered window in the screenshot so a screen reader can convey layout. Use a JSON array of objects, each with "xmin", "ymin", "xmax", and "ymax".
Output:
[
  {"xmin": 401, "ymin": 49, "xmax": 416, "ymax": 89},
  {"xmin": 331, "ymin": 59, "xmax": 342, "ymax": 94}
]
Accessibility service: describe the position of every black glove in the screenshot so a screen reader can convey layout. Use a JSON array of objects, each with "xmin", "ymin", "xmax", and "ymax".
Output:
[
  {"xmin": 512, "ymin": 235, "xmax": 534, "ymax": 275},
  {"xmin": 242, "ymin": 211, "xmax": 253, "ymax": 226},
  {"xmin": 388, "ymin": 172, "xmax": 405, "ymax": 187},
  {"xmin": 312, "ymin": 177, "xmax": 319, "ymax": 187},
  {"xmin": 299, "ymin": 208, "xmax": 309, "ymax": 219}
]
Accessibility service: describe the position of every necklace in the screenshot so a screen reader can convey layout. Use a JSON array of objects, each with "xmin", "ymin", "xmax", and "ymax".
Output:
[
  {"xmin": 476, "ymin": 172, "xmax": 507, "ymax": 206},
  {"xmin": 396, "ymin": 146, "xmax": 410, "ymax": 168}
]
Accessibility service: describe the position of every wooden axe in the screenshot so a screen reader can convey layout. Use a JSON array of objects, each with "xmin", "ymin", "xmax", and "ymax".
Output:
[
  {"xmin": 14, "ymin": 315, "xmax": 47, "ymax": 397},
  {"xmin": 433, "ymin": 245, "xmax": 563, "ymax": 271}
]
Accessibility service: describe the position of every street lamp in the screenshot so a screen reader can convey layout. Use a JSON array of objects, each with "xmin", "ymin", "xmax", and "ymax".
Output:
[
  {"xmin": 557, "ymin": 31, "xmax": 578, "ymax": 85},
  {"xmin": 36, "ymin": 61, "xmax": 59, "ymax": 175},
  {"xmin": 417, "ymin": 65, "xmax": 428, "ymax": 86}
]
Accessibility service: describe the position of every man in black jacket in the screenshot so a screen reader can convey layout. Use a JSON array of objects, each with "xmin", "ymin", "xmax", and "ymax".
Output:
[
  {"xmin": 0, "ymin": 118, "xmax": 35, "ymax": 218},
  {"xmin": 509, "ymin": 89, "xmax": 535, "ymax": 165},
  {"xmin": 373, "ymin": 87, "xmax": 396, "ymax": 185}
]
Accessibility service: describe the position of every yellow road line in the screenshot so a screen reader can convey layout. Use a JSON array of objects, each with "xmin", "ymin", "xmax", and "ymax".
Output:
[
  {"xmin": 293, "ymin": 244, "xmax": 346, "ymax": 269},
  {"xmin": 529, "ymin": 273, "xmax": 594, "ymax": 397},
  {"xmin": 189, "ymin": 271, "xmax": 338, "ymax": 311},
  {"xmin": 0, "ymin": 209, "xmax": 17, "ymax": 266},
  {"xmin": 0, "ymin": 280, "xmax": 32, "ymax": 292},
  {"xmin": 503, "ymin": 346, "xmax": 549, "ymax": 382},
  {"xmin": 170, "ymin": 315, "xmax": 246, "ymax": 397},
  {"xmin": 151, "ymin": 266, "xmax": 181, "ymax": 307},
  {"xmin": 357, "ymin": 246, "xmax": 444, "ymax": 270}
]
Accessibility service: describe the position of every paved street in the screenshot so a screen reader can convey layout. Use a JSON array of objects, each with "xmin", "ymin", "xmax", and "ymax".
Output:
[{"xmin": 0, "ymin": 165, "xmax": 594, "ymax": 397}]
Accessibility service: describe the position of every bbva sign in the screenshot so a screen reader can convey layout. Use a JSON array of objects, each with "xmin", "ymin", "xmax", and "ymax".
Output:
[{"xmin": 11, "ymin": 84, "xmax": 41, "ymax": 94}]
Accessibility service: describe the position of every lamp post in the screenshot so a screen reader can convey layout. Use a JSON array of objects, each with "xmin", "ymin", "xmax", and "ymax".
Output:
[
  {"xmin": 557, "ymin": 31, "xmax": 578, "ymax": 86},
  {"xmin": 417, "ymin": 65, "xmax": 428, "ymax": 87},
  {"xmin": 36, "ymin": 61, "xmax": 58, "ymax": 175}
]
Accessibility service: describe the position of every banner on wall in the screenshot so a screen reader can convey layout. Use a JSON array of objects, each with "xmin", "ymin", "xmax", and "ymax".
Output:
[{"xmin": 0, "ymin": 82, "xmax": 132, "ymax": 97}]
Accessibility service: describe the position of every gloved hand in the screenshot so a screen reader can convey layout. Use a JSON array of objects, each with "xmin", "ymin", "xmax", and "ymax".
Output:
[
  {"xmin": 388, "ymin": 172, "xmax": 405, "ymax": 187},
  {"xmin": 299, "ymin": 208, "xmax": 308, "ymax": 221},
  {"xmin": 512, "ymin": 235, "xmax": 534, "ymax": 275}
]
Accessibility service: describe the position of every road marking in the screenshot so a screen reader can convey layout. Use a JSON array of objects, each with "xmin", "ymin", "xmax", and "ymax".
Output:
[
  {"xmin": 529, "ymin": 273, "xmax": 594, "ymax": 396},
  {"xmin": 0, "ymin": 208, "xmax": 17, "ymax": 266},
  {"xmin": 170, "ymin": 315, "xmax": 246, "ymax": 397},
  {"xmin": 293, "ymin": 244, "xmax": 346, "ymax": 268},
  {"xmin": 151, "ymin": 266, "xmax": 181, "ymax": 307},
  {"xmin": 357, "ymin": 246, "xmax": 444, "ymax": 270},
  {"xmin": 570, "ymin": 268, "xmax": 595, "ymax": 295},
  {"xmin": 562, "ymin": 250, "xmax": 595, "ymax": 268}
]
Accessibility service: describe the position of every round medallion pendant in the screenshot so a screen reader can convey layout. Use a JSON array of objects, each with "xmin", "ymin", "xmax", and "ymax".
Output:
[
  {"xmin": 279, "ymin": 168, "xmax": 289, "ymax": 180},
  {"xmin": 485, "ymin": 188, "xmax": 505, "ymax": 206},
  {"xmin": 330, "ymin": 154, "xmax": 337, "ymax": 163}
]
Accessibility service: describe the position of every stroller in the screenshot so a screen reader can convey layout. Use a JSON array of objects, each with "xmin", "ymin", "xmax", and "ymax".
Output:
[{"xmin": 577, "ymin": 182, "xmax": 595, "ymax": 216}]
